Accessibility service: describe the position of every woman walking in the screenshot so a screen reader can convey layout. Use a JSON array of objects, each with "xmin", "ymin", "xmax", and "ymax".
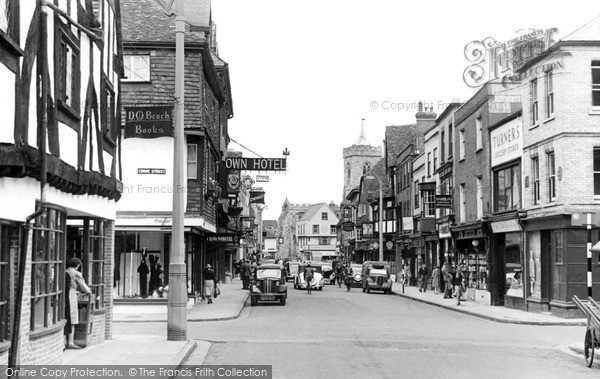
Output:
[
  {"xmin": 64, "ymin": 257, "xmax": 91, "ymax": 349},
  {"xmin": 203, "ymin": 264, "xmax": 216, "ymax": 304}
]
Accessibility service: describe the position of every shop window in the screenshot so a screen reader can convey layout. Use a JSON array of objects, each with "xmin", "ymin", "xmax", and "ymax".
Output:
[
  {"xmin": 592, "ymin": 61, "xmax": 600, "ymax": 107},
  {"xmin": 546, "ymin": 70, "xmax": 554, "ymax": 118},
  {"xmin": 31, "ymin": 206, "xmax": 66, "ymax": 331},
  {"xmin": 532, "ymin": 157, "xmax": 540, "ymax": 205},
  {"xmin": 553, "ymin": 229, "xmax": 564, "ymax": 264},
  {"xmin": 87, "ymin": 220, "xmax": 106, "ymax": 310},
  {"xmin": 547, "ymin": 152, "xmax": 556, "ymax": 202},
  {"xmin": 494, "ymin": 164, "xmax": 521, "ymax": 212},
  {"xmin": 594, "ymin": 147, "xmax": 600, "ymax": 196},
  {"xmin": 0, "ymin": 222, "xmax": 18, "ymax": 343},
  {"xmin": 123, "ymin": 54, "xmax": 150, "ymax": 82},
  {"xmin": 187, "ymin": 144, "xmax": 197, "ymax": 179},
  {"xmin": 531, "ymin": 79, "xmax": 539, "ymax": 125}
]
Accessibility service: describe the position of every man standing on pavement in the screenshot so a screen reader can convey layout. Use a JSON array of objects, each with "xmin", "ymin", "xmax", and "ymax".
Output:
[
  {"xmin": 418, "ymin": 263, "xmax": 428, "ymax": 293},
  {"xmin": 241, "ymin": 259, "xmax": 252, "ymax": 290},
  {"xmin": 304, "ymin": 263, "xmax": 314, "ymax": 294}
]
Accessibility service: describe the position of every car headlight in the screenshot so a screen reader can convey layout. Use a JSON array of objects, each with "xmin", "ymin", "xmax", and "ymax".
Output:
[
  {"xmin": 274, "ymin": 281, "xmax": 280, "ymax": 286},
  {"xmin": 354, "ymin": 274, "xmax": 361, "ymax": 281}
]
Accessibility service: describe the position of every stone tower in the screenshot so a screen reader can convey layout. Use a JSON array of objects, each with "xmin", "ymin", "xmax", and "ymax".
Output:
[{"xmin": 342, "ymin": 121, "xmax": 382, "ymax": 199}]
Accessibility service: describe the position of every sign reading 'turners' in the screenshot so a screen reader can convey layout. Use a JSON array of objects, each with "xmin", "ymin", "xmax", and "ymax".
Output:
[{"xmin": 124, "ymin": 106, "xmax": 174, "ymax": 139}]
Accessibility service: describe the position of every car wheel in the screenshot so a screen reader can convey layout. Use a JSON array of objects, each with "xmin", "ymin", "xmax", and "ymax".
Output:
[
  {"xmin": 280, "ymin": 297, "xmax": 286, "ymax": 306},
  {"xmin": 250, "ymin": 296, "xmax": 257, "ymax": 306}
]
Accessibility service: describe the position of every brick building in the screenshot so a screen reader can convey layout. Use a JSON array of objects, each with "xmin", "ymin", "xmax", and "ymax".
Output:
[
  {"xmin": 517, "ymin": 21, "xmax": 600, "ymax": 317},
  {"xmin": 115, "ymin": 0, "xmax": 234, "ymax": 300},
  {"xmin": 0, "ymin": 0, "xmax": 122, "ymax": 365}
]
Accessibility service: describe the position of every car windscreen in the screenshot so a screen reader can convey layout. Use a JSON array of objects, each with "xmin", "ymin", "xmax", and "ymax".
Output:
[
  {"xmin": 369, "ymin": 268, "xmax": 388, "ymax": 276},
  {"xmin": 256, "ymin": 269, "xmax": 281, "ymax": 279},
  {"xmin": 321, "ymin": 265, "xmax": 332, "ymax": 271}
]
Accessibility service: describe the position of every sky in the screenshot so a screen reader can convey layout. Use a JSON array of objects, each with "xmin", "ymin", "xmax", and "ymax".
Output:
[{"xmin": 210, "ymin": 0, "xmax": 600, "ymax": 220}]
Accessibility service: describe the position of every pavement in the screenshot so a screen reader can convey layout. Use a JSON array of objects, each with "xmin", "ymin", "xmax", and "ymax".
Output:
[{"xmin": 63, "ymin": 277, "xmax": 591, "ymax": 367}]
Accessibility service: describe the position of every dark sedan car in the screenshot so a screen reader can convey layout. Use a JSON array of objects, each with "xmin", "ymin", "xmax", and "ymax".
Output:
[{"xmin": 250, "ymin": 264, "xmax": 288, "ymax": 306}]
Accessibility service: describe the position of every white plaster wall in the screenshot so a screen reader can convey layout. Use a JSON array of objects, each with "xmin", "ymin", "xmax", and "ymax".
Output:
[
  {"xmin": 0, "ymin": 66, "xmax": 15, "ymax": 143},
  {"xmin": 59, "ymin": 122, "xmax": 79, "ymax": 167},
  {"xmin": 117, "ymin": 137, "xmax": 175, "ymax": 212}
]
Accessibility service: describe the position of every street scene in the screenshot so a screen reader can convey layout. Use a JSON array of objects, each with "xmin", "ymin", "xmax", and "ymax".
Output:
[{"xmin": 2, "ymin": 0, "xmax": 600, "ymax": 378}]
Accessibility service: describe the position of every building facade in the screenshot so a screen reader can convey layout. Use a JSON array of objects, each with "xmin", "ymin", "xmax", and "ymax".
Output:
[
  {"xmin": 0, "ymin": 0, "xmax": 122, "ymax": 365},
  {"xmin": 296, "ymin": 203, "xmax": 340, "ymax": 261}
]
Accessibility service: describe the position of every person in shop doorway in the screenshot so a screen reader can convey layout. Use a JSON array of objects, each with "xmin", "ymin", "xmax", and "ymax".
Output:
[
  {"xmin": 203, "ymin": 264, "xmax": 216, "ymax": 304},
  {"xmin": 418, "ymin": 263, "xmax": 428, "ymax": 293},
  {"xmin": 137, "ymin": 255, "xmax": 150, "ymax": 298},
  {"xmin": 64, "ymin": 257, "xmax": 91, "ymax": 350}
]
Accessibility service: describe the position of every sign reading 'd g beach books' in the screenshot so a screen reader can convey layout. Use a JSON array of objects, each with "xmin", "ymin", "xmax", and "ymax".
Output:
[{"xmin": 124, "ymin": 106, "xmax": 174, "ymax": 139}]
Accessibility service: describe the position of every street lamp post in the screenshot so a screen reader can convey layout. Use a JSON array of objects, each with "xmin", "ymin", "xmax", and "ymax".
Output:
[{"xmin": 365, "ymin": 175, "xmax": 383, "ymax": 261}]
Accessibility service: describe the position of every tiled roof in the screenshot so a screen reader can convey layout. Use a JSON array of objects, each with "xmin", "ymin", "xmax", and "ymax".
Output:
[
  {"xmin": 362, "ymin": 158, "xmax": 392, "ymax": 200},
  {"xmin": 298, "ymin": 203, "xmax": 327, "ymax": 222},
  {"xmin": 121, "ymin": 0, "xmax": 208, "ymax": 44},
  {"xmin": 263, "ymin": 220, "xmax": 278, "ymax": 229},
  {"xmin": 385, "ymin": 124, "xmax": 417, "ymax": 168}
]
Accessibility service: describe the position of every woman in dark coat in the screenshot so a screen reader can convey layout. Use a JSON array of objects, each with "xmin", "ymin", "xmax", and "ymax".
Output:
[
  {"xmin": 202, "ymin": 264, "xmax": 216, "ymax": 304},
  {"xmin": 137, "ymin": 257, "xmax": 150, "ymax": 298}
]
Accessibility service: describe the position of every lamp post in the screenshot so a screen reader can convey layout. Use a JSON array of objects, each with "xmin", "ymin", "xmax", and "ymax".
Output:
[{"xmin": 365, "ymin": 175, "xmax": 383, "ymax": 261}]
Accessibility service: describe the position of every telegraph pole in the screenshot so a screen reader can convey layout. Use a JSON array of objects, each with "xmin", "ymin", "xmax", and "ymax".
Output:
[{"xmin": 167, "ymin": 0, "xmax": 187, "ymax": 341}]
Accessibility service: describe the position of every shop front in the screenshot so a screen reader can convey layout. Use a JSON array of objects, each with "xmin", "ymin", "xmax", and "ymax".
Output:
[
  {"xmin": 489, "ymin": 217, "xmax": 524, "ymax": 310},
  {"xmin": 452, "ymin": 223, "xmax": 490, "ymax": 304}
]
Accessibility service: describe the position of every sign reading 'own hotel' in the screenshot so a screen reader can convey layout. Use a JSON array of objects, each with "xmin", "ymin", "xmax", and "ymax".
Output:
[{"xmin": 124, "ymin": 106, "xmax": 174, "ymax": 139}]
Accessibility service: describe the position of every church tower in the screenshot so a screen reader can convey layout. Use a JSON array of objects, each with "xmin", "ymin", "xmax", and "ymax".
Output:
[{"xmin": 342, "ymin": 120, "xmax": 382, "ymax": 199}]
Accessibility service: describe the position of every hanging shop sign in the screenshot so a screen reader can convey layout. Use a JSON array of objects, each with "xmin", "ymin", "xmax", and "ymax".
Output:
[
  {"xmin": 402, "ymin": 217, "xmax": 413, "ymax": 233},
  {"xmin": 124, "ymin": 106, "xmax": 174, "ymax": 139},
  {"xmin": 249, "ymin": 190, "xmax": 265, "ymax": 204},
  {"xmin": 242, "ymin": 175, "xmax": 255, "ymax": 190},
  {"xmin": 207, "ymin": 235, "xmax": 239, "ymax": 244},
  {"xmin": 342, "ymin": 206, "xmax": 352, "ymax": 222},
  {"xmin": 228, "ymin": 173, "xmax": 241, "ymax": 193},
  {"xmin": 256, "ymin": 175, "xmax": 270, "ymax": 182},
  {"xmin": 490, "ymin": 219, "xmax": 522, "ymax": 233},
  {"xmin": 438, "ymin": 221, "xmax": 452, "ymax": 239},
  {"xmin": 224, "ymin": 157, "xmax": 287, "ymax": 171},
  {"xmin": 363, "ymin": 224, "xmax": 373, "ymax": 238},
  {"xmin": 342, "ymin": 221, "xmax": 355, "ymax": 232},
  {"xmin": 435, "ymin": 195, "xmax": 453, "ymax": 209},
  {"xmin": 137, "ymin": 168, "xmax": 166, "ymax": 174},
  {"xmin": 241, "ymin": 217, "xmax": 254, "ymax": 231},
  {"xmin": 386, "ymin": 241, "xmax": 394, "ymax": 250}
]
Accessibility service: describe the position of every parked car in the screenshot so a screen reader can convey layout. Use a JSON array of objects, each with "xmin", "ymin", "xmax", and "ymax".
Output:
[
  {"xmin": 362, "ymin": 261, "xmax": 393, "ymax": 294},
  {"xmin": 345, "ymin": 263, "xmax": 364, "ymax": 288},
  {"xmin": 319, "ymin": 262, "xmax": 335, "ymax": 284},
  {"xmin": 286, "ymin": 261, "xmax": 301, "ymax": 282},
  {"xmin": 250, "ymin": 264, "xmax": 288, "ymax": 306},
  {"xmin": 295, "ymin": 264, "xmax": 325, "ymax": 291}
]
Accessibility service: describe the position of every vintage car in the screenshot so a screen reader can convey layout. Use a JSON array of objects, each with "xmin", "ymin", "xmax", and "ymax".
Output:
[
  {"xmin": 345, "ymin": 263, "xmax": 364, "ymax": 288},
  {"xmin": 250, "ymin": 264, "xmax": 288, "ymax": 306},
  {"xmin": 361, "ymin": 261, "xmax": 393, "ymax": 294},
  {"xmin": 294, "ymin": 264, "xmax": 325, "ymax": 291},
  {"xmin": 318, "ymin": 262, "xmax": 335, "ymax": 284},
  {"xmin": 286, "ymin": 260, "xmax": 301, "ymax": 282}
]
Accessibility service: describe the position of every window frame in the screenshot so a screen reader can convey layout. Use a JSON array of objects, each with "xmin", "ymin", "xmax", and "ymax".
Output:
[
  {"xmin": 476, "ymin": 117, "xmax": 483, "ymax": 151},
  {"xmin": 532, "ymin": 157, "xmax": 540, "ymax": 205},
  {"xmin": 592, "ymin": 61, "xmax": 600, "ymax": 107},
  {"xmin": 546, "ymin": 70, "xmax": 554, "ymax": 118},
  {"xmin": 55, "ymin": 20, "xmax": 81, "ymax": 125},
  {"xmin": 414, "ymin": 180, "xmax": 419, "ymax": 208},
  {"xmin": 493, "ymin": 164, "xmax": 521, "ymax": 212},
  {"xmin": 547, "ymin": 152, "xmax": 556, "ymax": 202},
  {"xmin": 321, "ymin": 212, "xmax": 328, "ymax": 221},
  {"xmin": 433, "ymin": 148, "xmax": 438, "ymax": 172},
  {"xmin": 186, "ymin": 144, "xmax": 198, "ymax": 180},
  {"xmin": 122, "ymin": 54, "xmax": 151, "ymax": 82},
  {"xmin": 422, "ymin": 189, "xmax": 435, "ymax": 218},
  {"xmin": 30, "ymin": 205, "xmax": 66, "ymax": 332},
  {"xmin": 531, "ymin": 79, "xmax": 539, "ymax": 125},
  {"xmin": 427, "ymin": 152, "xmax": 431, "ymax": 177},
  {"xmin": 86, "ymin": 219, "xmax": 106, "ymax": 310},
  {"xmin": 0, "ymin": 0, "xmax": 21, "ymax": 73},
  {"xmin": 448, "ymin": 123, "xmax": 454, "ymax": 159},
  {"xmin": 312, "ymin": 225, "xmax": 319, "ymax": 234},
  {"xmin": 594, "ymin": 147, "xmax": 600, "ymax": 196},
  {"xmin": 0, "ymin": 220, "xmax": 17, "ymax": 344},
  {"xmin": 101, "ymin": 76, "xmax": 116, "ymax": 144},
  {"xmin": 459, "ymin": 130, "xmax": 466, "ymax": 160}
]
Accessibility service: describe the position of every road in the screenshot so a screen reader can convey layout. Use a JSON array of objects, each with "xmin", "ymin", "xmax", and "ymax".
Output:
[{"xmin": 115, "ymin": 283, "xmax": 597, "ymax": 379}]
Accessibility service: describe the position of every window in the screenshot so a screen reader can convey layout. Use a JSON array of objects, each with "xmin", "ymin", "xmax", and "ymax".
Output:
[
  {"xmin": 0, "ymin": 0, "xmax": 20, "ymax": 72},
  {"xmin": 187, "ymin": 144, "xmax": 197, "ymax": 179},
  {"xmin": 57, "ymin": 24, "xmax": 80, "ymax": 116},
  {"xmin": 312, "ymin": 225, "xmax": 319, "ymax": 234},
  {"xmin": 123, "ymin": 54, "xmax": 151, "ymax": 82},
  {"xmin": 594, "ymin": 148, "xmax": 600, "ymax": 196},
  {"xmin": 494, "ymin": 165, "xmax": 521, "ymax": 212},
  {"xmin": 0, "ymin": 0, "xmax": 13, "ymax": 36},
  {"xmin": 102, "ymin": 79, "xmax": 116, "ymax": 142},
  {"xmin": 31, "ymin": 206, "xmax": 66, "ymax": 331},
  {"xmin": 532, "ymin": 157, "xmax": 540, "ymax": 204},
  {"xmin": 356, "ymin": 227, "xmax": 363, "ymax": 241},
  {"xmin": 414, "ymin": 180, "xmax": 419, "ymax": 208},
  {"xmin": 547, "ymin": 152, "xmax": 556, "ymax": 201},
  {"xmin": 320, "ymin": 237, "xmax": 329, "ymax": 245},
  {"xmin": 86, "ymin": 220, "xmax": 106, "ymax": 310},
  {"xmin": 363, "ymin": 163, "xmax": 371, "ymax": 175},
  {"xmin": 345, "ymin": 163, "xmax": 351, "ymax": 185},
  {"xmin": 531, "ymin": 79, "xmax": 539, "ymax": 125},
  {"xmin": 422, "ymin": 190, "xmax": 435, "ymax": 217},
  {"xmin": 330, "ymin": 226, "xmax": 336, "ymax": 234},
  {"xmin": 592, "ymin": 61, "xmax": 600, "ymax": 107},
  {"xmin": 459, "ymin": 184, "xmax": 466, "ymax": 223},
  {"xmin": 546, "ymin": 71, "xmax": 554, "ymax": 118},
  {"xmin": 321, "ymin": 212, "xmax": 328, "ymax": 220},
  {"xmin": 440, "ymin": 130, "xmax": 445, "ymax": 163},
  {"xmin": 433, "ymin": 148, "xmax": 438, "ymax": 172},
  {"xmin": 553, "ymin": 229, "xmax": 564, "ymax": 264},
  {"xmin": 0, "ymin": 222, "xmax": 18, "ymax": 343},
  {"xmin": 476, "ymin": 117, "xmax": 483, "ymax": 150},
  {"xmin": 459, "ymin": 130, "xmax": 465, "ymax": 160},
  {"xmin": 448, "ymin": 123, "xmax": 453, "ymax": 159},
  {"xmin": 427, "ymin": 152, "xmax": 431, "ymax": 177},
  {"xmin": 476, "ymin": 176, "xmax": 483, "ymax": 219}
]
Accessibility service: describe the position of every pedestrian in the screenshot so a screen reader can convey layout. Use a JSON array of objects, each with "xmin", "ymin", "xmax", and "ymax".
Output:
[
  {"xmin": 202, "ymin": 264, "xmax": 216, "ymax": 304},
  {"xmin": 64, "ymin": 257, "xmax": 91, "ymax": 350},
  {"xmin": 418, "ymin": 263, "xmax": 428, "ymax": 293},
  {"xmin": 137, "ymin": 255, "xmax": 149, "ymax": 299},
  {"xmin": 442, "ymin": 262, "xmax": 453, "ymax": 299},
  {"xmin": 431, "ymin": 266, "xmax": 441, "ymax": 294},
  {"xmin": 345, "ymin": 264, "xmax": 353, "ymax": 292},
  {"xmin": 404, "ymin": 264, "xmax": 411, "ymax": 287},
  {"xmin": 304, "ymin": 263, "xmax": 314, "ymax": 294},
  {"xmin": 336, "ymin": 264, "xmax": 344, "ymax": 288},
  {"xmin": 242, "ymin": 259, "xmax": 252, "ymax": 290}
]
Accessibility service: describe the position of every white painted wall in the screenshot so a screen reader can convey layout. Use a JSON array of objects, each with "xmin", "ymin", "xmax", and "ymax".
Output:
[
  {"xmin": 0, "ymin": 66, "xmax": 15, "ymax": 143},
  {"xmin": 59, "ymin": 123, "xmax": 79, "ymax": 167}
]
